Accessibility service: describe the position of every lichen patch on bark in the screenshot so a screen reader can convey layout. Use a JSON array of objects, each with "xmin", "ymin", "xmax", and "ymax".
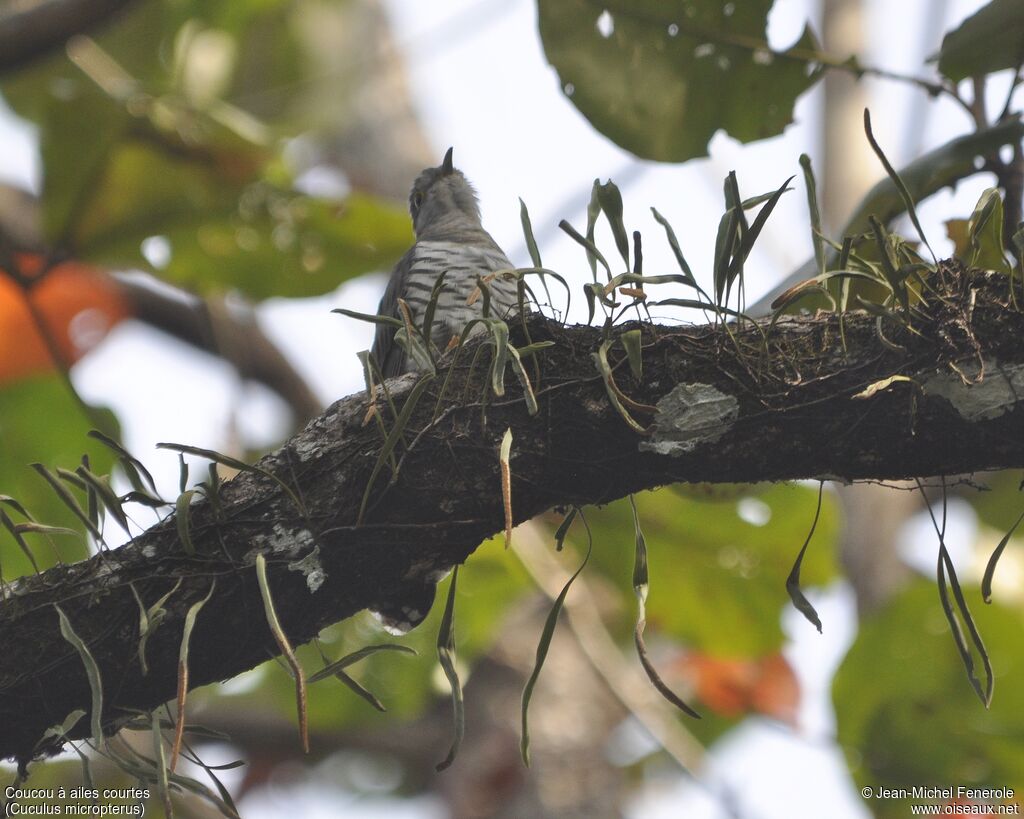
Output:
[
  {"xmin": 922, "ymin": 360, "xmax": 1024, "ymax": 422},
  {"xmin": 639, "ymin": 382, "xmax": 740, "ymax": 456}
]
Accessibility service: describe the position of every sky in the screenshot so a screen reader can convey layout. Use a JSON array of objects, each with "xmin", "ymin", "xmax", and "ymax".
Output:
[{"xmin": 0, "ymin": 0, "xmax": 1008, "ymax": 816}]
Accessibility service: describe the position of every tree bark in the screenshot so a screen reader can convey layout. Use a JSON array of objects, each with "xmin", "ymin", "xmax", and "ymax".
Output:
[{"xmin": 1, "ymin": 261, "xmax": 1023, "ymax": 764}]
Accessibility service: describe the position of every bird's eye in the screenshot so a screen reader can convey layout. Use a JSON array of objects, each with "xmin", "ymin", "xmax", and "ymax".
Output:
[{"xmin": 412, "ymin": 191, "xmax": 424, "ymax": 210}]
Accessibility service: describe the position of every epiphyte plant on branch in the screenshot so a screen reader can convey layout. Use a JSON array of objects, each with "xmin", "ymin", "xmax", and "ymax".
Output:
[
  {"xmin": 3, "ymin": 129, "xmax": 1023, "ymax": 812},
  {"xmin": 2, "ymin": 0, "xmax": 1024, "ymax": 815}
]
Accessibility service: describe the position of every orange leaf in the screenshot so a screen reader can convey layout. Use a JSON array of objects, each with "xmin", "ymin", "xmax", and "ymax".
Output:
[
  {"xmin": 0, "ymin": 254, "xmax": 130, "ymax": 384},
  {"xmin": 675, "ymin": 650, "xmax": 800, "ymax": 726}
]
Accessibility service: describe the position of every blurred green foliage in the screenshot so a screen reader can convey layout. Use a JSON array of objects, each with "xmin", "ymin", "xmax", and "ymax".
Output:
[
  {"xmin": 835, "ymin": 580, "xmax": 1024, "ymax": 816},
  {"xmin": 933, "ymin": 0, "xmax": 1024, "ymax": 82},
  {"xmin": 0, "ymin": 376, "xmax": 116, "ymax": 574},
  {"xmin": 537, "ymin": 0, "xmax": 821, "ymax": 161},
  {"xmin": 0, "ymin": 0, "xmax": 411, "ymax": 298}
]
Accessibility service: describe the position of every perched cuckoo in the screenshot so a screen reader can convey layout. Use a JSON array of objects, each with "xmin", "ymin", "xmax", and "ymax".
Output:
[
  {"xmin": 370, "ymin": 146, "xmax": 521, "ymax": 377},
  {"xmin": 368, "ymin": 147, "xmax": 523, "ymax": 633}
]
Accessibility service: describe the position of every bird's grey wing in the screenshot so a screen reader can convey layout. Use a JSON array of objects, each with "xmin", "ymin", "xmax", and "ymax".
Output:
[{"xmin": 371, "ymin": 249, "xmax": 415, "ymax": 378}]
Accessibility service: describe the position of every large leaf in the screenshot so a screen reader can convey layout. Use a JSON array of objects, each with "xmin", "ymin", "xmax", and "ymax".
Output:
[
  {"xmin": 0, "ymin": 258, "xmax": 130, "ymax": 384},
  {"xmin": 933, "ymin": 0, "xmax": 1024, "ymax": 82},
  {"xmin": 834, "ymin": 580, "xmax": 1024, "ymax": 816},
  {"xmin": 80, "ymin": 162, "xmax": 413, "ymax": 300},
  {"xmin": 536, "ymin": 0, "xmax": 822, "ymax": 161}
]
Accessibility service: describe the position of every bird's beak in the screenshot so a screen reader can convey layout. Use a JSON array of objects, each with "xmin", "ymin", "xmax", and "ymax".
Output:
[{"xmin": 441, "ymin": 147, "xmax": 454, "ymax": 175}]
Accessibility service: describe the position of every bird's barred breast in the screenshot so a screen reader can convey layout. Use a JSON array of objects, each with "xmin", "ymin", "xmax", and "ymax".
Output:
[{"xmin": 403, "ymin": 241, "xmax": 520, "ymax": 340}]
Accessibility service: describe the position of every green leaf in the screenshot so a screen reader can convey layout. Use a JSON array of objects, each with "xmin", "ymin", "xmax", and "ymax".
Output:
[
  {"xmin": 915, "ymin": 481, "xmax": 994, "ymax": 707},
  {"xmin": 595, "ymin": 180, "xmax": 630, "ymax": 268},
  {"xmin": 55, "ymin": 605, "xmax": 105, "ymax": 748},
  {"xmin": 537, "ymin": 0, "xmax": 822, "ymax": 161},
  {"xmin": 308, "ymin": 644, "xmax": 417, "ymax": 684},
  {"xmin": 75, "ymin": 465, "xmax": 130, "ymax": 536},
  {"xmin": 519, "ymin": 199, "xmax": 544, "ymax": 269},
  {"xmin": 31, "ymin": 463, "xmax": 102, "ymax": 543},
  {"xmin": 559, "ymin": 218, "xmax": 612, "ymax": 278},
  {"xmin": 150, "ymin": 711, "xmax": 172, "ymax": 817},
  {"xmin": 629, "ymin": 495, "xmax": 701, "ymax": 718},
  {"xmin": 435, "ymin": 567, "xmax": 464, "ymax": 772},
  {"xmin": 554, "ymin": 507, "xmax": 578, "ymax": 552},
  {"xmin": 0, "ymin": 0, "xmax": 166, "ymax": 241},
  {"xmin": 981, "ymin": 507, "xmax": 1024, "ymax": 603},
  {"xmin": 712, "ymin": 202, "xmax": 740, "ymax": 304},
  {"xmin": 133, "ymin": 578, "xmax": 183, "ymax": 676},
  {"xmin": 727, "ymin": 175, "xmax": 794, "ymax": 284},
  {"xmin": 254, "ymin": 554, "xmax": 307, "ymax": 752},
  {"xmin": 86, "ymin": 183, "xmax": 413, "ymax": 300},
  {"xmin": 592, "ymin": 339, "xmax": 648, "ymax": 434},
  {"xmin": 175, "ymin": 490, "xmax": 197, "ymax": 555},
  {"xmin": 800, "ymin": 154, "xmax": 826, "ymax": 277},
  {"xmin": 937, "ymin": 541, "xmax": 994, "ymax": 706},
  {"xmin": 933, "ymin": 0, "xmax": 1024, "ymax": 82},
  {"xmin": 650, "ymin": 207, "xmax": 697, "ymax": 287},
  {"xmin": 507, "ymin": 345, "xmax": 539, "ymax": 416},
  {"xmin": 87, "ymin": 429, "xmax": 159, "ymax": 498},
  {"xmin": 862, "ymin": 109, "xmax": 936, "ymax": 264},
  {"xmin": 843, "ymin": 120, "xmax": 1024, "ymax": 239},
  {"xmin": 355, "ymin": 373, "xmax": 436, "ymax": 524},
  {"xmin": 0, "ymin": 509, "xmax": 40, "ymax": 573},
  {"xmin": 964, "ymin": 188, "xmax": 1012, "ymax": 274},
  {"xmin": 560, "ymin": 485, "xmax": 839, "ymax": 656},
  {"xmin": 157, "ymin": 441, "xmax": 306, "ymax": 518},
  {"xmin": 585, "ymin": 181, "xmax": 602, "ymax": 280},
  {"xmin": 620, "ymin": 328, "xmax": 643, "ymax": 379},
  {"xmin": 785, "ymin": 483, "xmax": 824, "ymax": 633},
  {"xmin": 520, "ymin": 528, "xmax": 591, "ymax": 765}
]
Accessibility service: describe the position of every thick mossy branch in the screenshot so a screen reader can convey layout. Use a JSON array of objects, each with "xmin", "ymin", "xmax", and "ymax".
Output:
[{"xmin": 1, "ymin": 261, "xmax": 1023, "ymax": 764}]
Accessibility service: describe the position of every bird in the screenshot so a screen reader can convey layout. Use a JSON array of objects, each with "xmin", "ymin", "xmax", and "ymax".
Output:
[
  {"xmin": 366, "ymin": 148, "xmax": 524, "ymax": 634},
  {"xmin": 371, "ymin": 147, "xmax": 522, "ymax": 378}
]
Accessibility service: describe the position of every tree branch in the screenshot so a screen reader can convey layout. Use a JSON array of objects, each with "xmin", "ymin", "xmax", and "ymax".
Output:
[
  {"xmin": 0, "ymin": 184, "xmax": 324, "ymax": 423},
  {"xmin": 1, "ymin": 261, "xmax": 1023, "ymax": 764},
  {"xmin": 0, "ymin": 0, "xmax": 138, "ymax": 73},
  {"xmin": 117, "ymin": 277, "xmax": 323, "ymax": 423}
]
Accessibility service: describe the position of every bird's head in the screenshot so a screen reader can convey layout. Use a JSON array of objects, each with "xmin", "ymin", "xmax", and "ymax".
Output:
[{"xmin": 408, "ymin": 147, "xmax": 482, "ymax": 236}]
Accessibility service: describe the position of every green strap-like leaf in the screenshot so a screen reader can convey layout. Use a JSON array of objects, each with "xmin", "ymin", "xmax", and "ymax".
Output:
[
  {"xmin": 519, "ymin": 198, "xmax": 544, "ymax": 269},
  {"xmin": 435, "ymin": 567, "xmax": 464, "ymax": 772},
  {"xmin": 55, "ymin": 605, "xmax": 105, "ymax": 747},
  {"xmin": 158, "ymin": 442, "xmax": 307, "ymax": 519},
  {"xmin": 596, "ymin": 179, "xmax": 630, "ymax": 269},
  {"xmin": 521, "ymin": 518, "xmax": 592, "ymax": 765},
  {"xmin": 981, "ymin": 507, "xmax": 1024, "ymax": 604},
  {"xmin": 863, "ymin": 109, "xmax": 936, "ymax": 265},
  {"xmin": 560, "ymin": 218, "xmax": 612, "ymax": 279},
  {"xmin": 629, "ymin": 495, "xmax": 701, "ymax": 719},
  {"xmin": 786, "ymin": 482, "xmax": 825, "ymax": 633},
  {"xmin": 309, "ymin": 644, "xmax": 417, "ymax": 683},
  {"xmin": 650, "ymin": 208, "xmax": 697, "ymax": 288},
  {"xmin": 800, "ymin": 154, "xmax": 825, "ymax": 278}
]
